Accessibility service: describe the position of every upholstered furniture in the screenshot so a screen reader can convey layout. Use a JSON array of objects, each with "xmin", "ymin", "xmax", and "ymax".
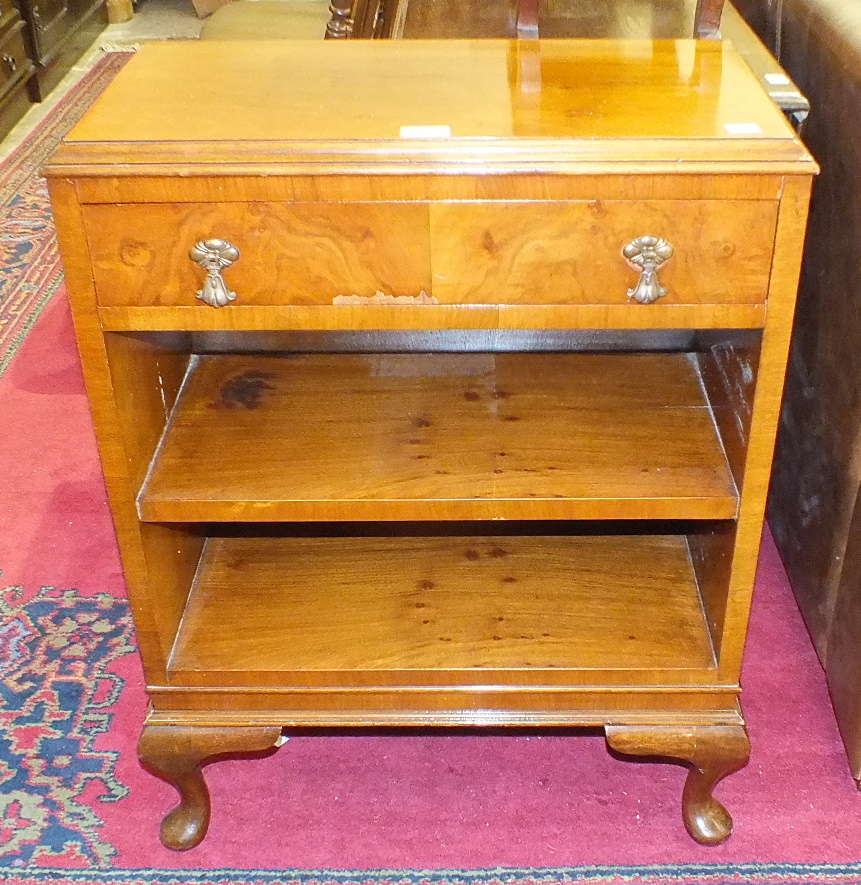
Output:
[{"xmin": 327, "ymin": 0, "xmax": 722, "ymax": 39}]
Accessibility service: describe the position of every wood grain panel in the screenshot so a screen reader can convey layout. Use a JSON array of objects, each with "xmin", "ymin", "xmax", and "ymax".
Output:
[
  {"xmin": 97, "ymin": 303, "xmax": 766, "ymax": 333},
  {"xmin": 71, "ymin": 174, "xmax": 785, "ymax": 205},
  {"xmin": 85, "ymin": 198, "xmax": 775, "ymax": 310},
  {"xmin": 145, "ymin": 694, "xmax": 743, "ymax": 725},
  {"xmin": 46, "ymin": 180, "xmax": 205, "ymax": 681},
  {"xmin": 139, "ymin": 352, "xmax": 737, "ymax": 523},
  {"xmin": 430, "ymin": 200, "xmax": 777, "ymax": 305},
  {"xmin": 169, "ymin": 533, "xmax": 716, "ymax": 684},
  {"xmin": 695, "ymin": 336, "xmax": 761, "ymax": 490},
  {"xmin": 83, "ymin": 201, "xmax": 432, "ymax": 307},
  {"xmin": 714, "ymin": 174, "xmax": 814, "ymax": 679}
]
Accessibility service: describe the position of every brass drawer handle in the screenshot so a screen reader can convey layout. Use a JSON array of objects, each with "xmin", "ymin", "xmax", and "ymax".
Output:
[
  {"xmin": 2, "ymin": 54, "xmax": 18, "ymax": 74},
  {"xmin": 189, "ymin": 239, "xmax": 240, "ymax": 308},
  {"xmin": 623, "ymin": 235, "xmax": 674, "ymax": 304}
]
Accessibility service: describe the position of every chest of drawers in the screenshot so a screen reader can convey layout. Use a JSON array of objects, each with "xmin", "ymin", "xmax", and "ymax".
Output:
[{"xmin": 46, "ymin": 38, "xmax": 815, "ymax": 850}]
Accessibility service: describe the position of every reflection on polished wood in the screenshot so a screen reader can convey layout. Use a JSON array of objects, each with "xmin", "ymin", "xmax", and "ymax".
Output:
[
  {"xmin": 61, "ymin": 40, "xmax": 795, "ymax": 150},
  {"xmin": 362, "ymin": 0, "xmax": 807, "ymax": 129}
]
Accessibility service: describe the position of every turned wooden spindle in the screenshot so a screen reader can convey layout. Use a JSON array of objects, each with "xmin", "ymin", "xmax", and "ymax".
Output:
[{"xmin": 326, "ymin": 0, "xmax": 353, "ymax": 38}]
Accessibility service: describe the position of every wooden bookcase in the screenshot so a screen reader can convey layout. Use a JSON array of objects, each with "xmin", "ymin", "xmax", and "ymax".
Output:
[{"xmin": 45, "ymin": 38, "xmax": 815, "ymax": 850}]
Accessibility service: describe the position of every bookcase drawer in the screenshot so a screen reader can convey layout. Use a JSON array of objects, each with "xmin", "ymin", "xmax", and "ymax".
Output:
[
  {"xmin": 431, "ymin": 199, "xmax": 778, "ymax": 306},
  {"xmin": 82, "ymin": 198, "xmax": 777, "ymax": 310}
]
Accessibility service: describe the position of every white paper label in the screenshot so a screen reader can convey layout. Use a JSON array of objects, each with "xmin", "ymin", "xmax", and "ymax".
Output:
[
  {"xmin": 400, "ymin": 125, "xmax": 452, "ymax": 139},
  {"xmin": 724, "ymin": 122, "xmax": 764, "ymax": 135}
]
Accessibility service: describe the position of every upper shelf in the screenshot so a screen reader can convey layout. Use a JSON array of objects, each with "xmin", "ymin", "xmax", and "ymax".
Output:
[
  {"xmin": 139, "ymin": 351, "xmax": 737, "ymax": 523},
  {"xmin": 46, "ymin": 39, "xmax": 814, "ymax": 176}
]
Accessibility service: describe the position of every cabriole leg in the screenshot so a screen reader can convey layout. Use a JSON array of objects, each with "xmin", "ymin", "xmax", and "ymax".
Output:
[
  {"xmin": 606, "ymin": 724, "xmax": 750, "ymax": 845},
  {"xmin": 138, "ymin": 723, "xmax": 283, "ymax": 851}
]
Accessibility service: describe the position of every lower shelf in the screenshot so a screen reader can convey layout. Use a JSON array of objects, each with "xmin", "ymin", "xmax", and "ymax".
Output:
[{"xmin": 168, "ymin": 532, "xmax": 717, "ymax": 687}]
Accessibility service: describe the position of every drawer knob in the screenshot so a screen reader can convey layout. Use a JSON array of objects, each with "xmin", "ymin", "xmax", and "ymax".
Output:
[
  {"xmin": 623, "ymin": 235, "xmax": 674, "ymax": 304},
  {"xmin": 189, "ymin": 239, "xmax": 240, "ymax": 308}
]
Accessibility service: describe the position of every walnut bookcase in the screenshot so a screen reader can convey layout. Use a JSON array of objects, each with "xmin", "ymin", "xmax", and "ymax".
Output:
[{"xmin": 45, "ymin": 39, "xmax": 815, "ymax": 849}]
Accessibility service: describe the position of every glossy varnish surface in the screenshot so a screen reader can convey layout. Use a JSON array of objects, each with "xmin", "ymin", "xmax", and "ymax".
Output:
[
  {"xmin": 139, "ymin": 353, "xmax": 737, "ymax": 523},
  {"xmin": 81, "ymin": 198, "xmax": 777, "ymax": 309},
  {"xmin": 52, "ymin": 40, "xmax": 806, "ymax": 174}
]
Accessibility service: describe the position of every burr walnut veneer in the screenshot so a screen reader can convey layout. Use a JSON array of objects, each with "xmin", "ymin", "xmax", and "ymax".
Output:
[{"xmin": 45, "ymin": 39, "xmax": 814, "ymax": 850}]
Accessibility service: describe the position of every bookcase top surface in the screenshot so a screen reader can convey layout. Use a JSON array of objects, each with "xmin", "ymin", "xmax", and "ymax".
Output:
[{"xmin": 49, "ymin": 39, "xmax": 813, "ymax": 173}]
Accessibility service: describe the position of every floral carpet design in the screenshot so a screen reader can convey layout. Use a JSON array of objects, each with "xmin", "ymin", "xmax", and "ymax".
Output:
[{"xmin": 0, "ymin": 585, "xmax": 135, "ymax": 868}]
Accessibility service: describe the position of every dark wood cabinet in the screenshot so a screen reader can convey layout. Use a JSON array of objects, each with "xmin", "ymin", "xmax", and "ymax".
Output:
[
  {"xmin": 0, "ymin": 0, "xmax": 105, "ymax": 140},
  {"xmin": 0, "ymin": 0, "xmax": 35, "ymax": 140},
  {"xmin": 17, "ymin": 0, "xmax": 107, "ymax": 101}
]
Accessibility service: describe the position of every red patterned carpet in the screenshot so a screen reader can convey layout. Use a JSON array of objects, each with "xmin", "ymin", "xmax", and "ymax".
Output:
[{"xmin": 3, "ymin": 51, "xmax": 861, "ymax": 885}]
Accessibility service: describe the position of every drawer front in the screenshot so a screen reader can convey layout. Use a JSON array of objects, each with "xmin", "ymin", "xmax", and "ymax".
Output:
[
  {"xmin": 83, "ymin": 202, "xmax": 433, "ymax": 307},
  {"xmin": 0, "ymin": 22, "xmax": 29, "ymax": 98},
  {"xmin": 430, "ymin": 200, "xmax": 778, "ymax": 305},
  {"xmin": 84, "ymin": 198, "xmax": 777, "ymax": 309}
]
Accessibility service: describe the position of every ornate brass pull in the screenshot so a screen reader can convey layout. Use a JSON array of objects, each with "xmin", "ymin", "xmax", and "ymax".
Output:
[
  {"xmin": 623, "ymin": 235, "xmax": 674, "ymax": 305},
  {"xmin": 189, "ymin": 239, "xmax": 240, "ymax": 308}
]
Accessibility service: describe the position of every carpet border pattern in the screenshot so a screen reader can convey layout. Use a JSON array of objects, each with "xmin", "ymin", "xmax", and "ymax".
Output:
[{"xmin": 3, "ymin": 862, "xmax": 861, "ymax": 885}]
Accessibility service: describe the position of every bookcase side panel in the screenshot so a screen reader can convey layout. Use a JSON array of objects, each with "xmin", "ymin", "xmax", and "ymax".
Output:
[{"xmin": 48, "ymin": 177, "xmax": 203, "ymax": 682}]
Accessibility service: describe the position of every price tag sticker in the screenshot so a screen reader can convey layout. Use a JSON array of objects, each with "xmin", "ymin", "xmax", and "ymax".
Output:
[
  {"xmin": 724, "ymin": 122, "xmax": 764, "ymax": 135},
  {"xmin": 400, "ymin": 125, "xmax": 452, "ymax": 139}
]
